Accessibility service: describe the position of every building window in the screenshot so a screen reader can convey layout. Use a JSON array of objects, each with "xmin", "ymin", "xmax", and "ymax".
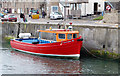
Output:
[
  {"xmin": 77, "ymin": 4, "xmax": 81, "ymax": 10},
  {"xmin": 32, "ymin": 0, "xmax": 34, "ymax": 5},
  {"xmin": 51, "ymin": 6, "xmax": 58, "ymax": 12},
  {"xmin": 70, "ymin": 4, "xmax": 75, "ymax": 10}
]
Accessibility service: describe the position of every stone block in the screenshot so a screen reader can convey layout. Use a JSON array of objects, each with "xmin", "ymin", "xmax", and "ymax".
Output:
[{"xmin": 103, "ymin": 12, "xmax": 118, "ymax": 24}]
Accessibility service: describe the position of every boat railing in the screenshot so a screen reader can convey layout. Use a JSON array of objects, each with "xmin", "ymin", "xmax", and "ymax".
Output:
[{"xmin": 40, "ymin": 39, "xmax": 57, "ymax": 43}]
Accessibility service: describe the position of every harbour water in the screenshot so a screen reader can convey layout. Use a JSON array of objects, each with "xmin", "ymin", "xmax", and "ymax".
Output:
[{"xmin": 0, "ymin": 41, "xmax": 119, "ymax": 74}]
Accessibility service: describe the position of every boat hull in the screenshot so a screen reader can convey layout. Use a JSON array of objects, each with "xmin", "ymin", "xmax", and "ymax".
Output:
[{"xmin": 10, "ymin": 37, "xmax": 82, "ymax": 58}]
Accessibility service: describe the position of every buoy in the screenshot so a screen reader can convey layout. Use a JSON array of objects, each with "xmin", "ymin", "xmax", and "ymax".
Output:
[
  {"xmin": 60, "ymin": 43, "xmax": 62, "ymax": 45},
  {"xmin": 69, "ymin": 22, "xmax": 72, "ymax": 25},
  {"xmin": 2, "ymin": 22, "xmax": 4, "ymax": 24},
  {"xmin": 19, "ymin": 33, "xmax": 31, "ymax": 38},
  {"xmin": 49, "ymin": 26, "xmax": 52, "ymax": 30},
  {"xmin": 65, "ymin": 25, "xmax": 67, "ymax": 29}
]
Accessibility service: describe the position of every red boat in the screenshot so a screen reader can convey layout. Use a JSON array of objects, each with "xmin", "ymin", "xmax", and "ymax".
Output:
[{"xmin": 10, "ymin": 29, "xmax": 83, "ymax": 59}]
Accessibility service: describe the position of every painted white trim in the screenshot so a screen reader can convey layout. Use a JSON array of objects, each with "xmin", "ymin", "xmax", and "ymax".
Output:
[{"xmin": 12, "ymin": 48, "xmax": 80, "ymax": 58}]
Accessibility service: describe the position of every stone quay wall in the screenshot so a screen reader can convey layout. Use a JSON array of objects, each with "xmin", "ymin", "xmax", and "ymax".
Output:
[
  {"xmin": 1, "ymin": 22, "xmax": 119, "ymax": 59},
  {"xmin": 103, "ymin": 9, "xmax": 120, "ymax": 24}
]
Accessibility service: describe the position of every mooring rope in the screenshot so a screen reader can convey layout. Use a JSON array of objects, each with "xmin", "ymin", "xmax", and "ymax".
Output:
[
  {"xmin": 82, "ymin": 46, "xmax": 103, "ymax": 59},
  {"xmin": 82, "ymin": 46, "xmax": 119, "ymax": 60}
]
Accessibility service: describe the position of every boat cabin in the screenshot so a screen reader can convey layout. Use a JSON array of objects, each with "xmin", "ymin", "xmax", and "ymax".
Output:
[{"xmin": 38, "ymin": 29, "xmax": 79, "ymax": 42}]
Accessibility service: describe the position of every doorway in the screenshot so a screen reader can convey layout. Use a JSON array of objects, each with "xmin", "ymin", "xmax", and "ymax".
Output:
[
  {"xmin": 27, "ymin": 8, "xmax": 29, "ymax": 14},
  {"xmin": 94, "ymin": 3, "xmax": 98, "ymax": 14}
]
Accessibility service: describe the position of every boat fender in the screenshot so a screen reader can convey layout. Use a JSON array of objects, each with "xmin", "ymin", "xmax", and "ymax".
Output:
[
  {"xmin": 19, "ymin": 33, "xmax": 31, "ymax": 39},
  {"xmin": 77, "ymin": 38, "xmax": 83, "ymax": 41},
  {"xmin": 32, "ymin": 41, "xmax": 39, "ymax": 44},
  {"xmin": 60, "ymin": 43, "xmax": 62, "ymax": 45}
]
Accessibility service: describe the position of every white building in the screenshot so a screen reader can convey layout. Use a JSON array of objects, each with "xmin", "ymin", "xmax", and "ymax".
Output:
[
  {"xmin": 76, "ymin": 0, "xmax": 118, "ymax": 16},
  {"xmin": 59, "ymin": 0, "xmax": 88, "ymax": 18},
  {"xmin": 58, "ymin": 0, "xmax": 105, "ymax": 18},
  {"xmin": 81, "ymin": 0, "xmax": 105, "ymax": 16},
  {"xmin": 59, "ymin": 0, "xmax": 116, "ymax": 18}
]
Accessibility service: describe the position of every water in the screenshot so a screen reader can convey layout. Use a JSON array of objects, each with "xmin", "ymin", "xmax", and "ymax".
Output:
[{"xmin": 0, "ymin": 42, "xmax": 119, "ymax": 74}]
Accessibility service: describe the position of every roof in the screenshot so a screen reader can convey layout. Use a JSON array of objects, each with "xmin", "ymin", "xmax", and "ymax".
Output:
[
  {"xmin": 60, "ymin": 0, "xmax": 88, "ymax": 4},
  {"xmin": 37, "ymin": 30, "xmax": 79, "ymax": 34},
  {"xmin": 7, "ymin": 14, "xmax": 15, "ymax": 16},
  {"xmin": 106, "ymin": 0, "xmax": 120, "ymax": 2}
]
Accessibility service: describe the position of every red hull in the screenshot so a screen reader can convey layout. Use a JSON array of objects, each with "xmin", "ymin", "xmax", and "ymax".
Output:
[{"xmin": 10, "ymin": 36, "xmax": 82, "ymax": 58}]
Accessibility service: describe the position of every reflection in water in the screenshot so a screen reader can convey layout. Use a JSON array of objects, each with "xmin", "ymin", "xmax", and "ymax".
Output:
[
  {"xmin": 0, "ymin": 42, "xmax": 119, "ymax": 74},
  {"xmin": 1, "ymin": 49, "xmax": 82, "ymax": 74},
  {"xmin": 11, "ymin": 50, "xmax": 82, "ymax": 74},
  {"xmin": 80, "ymin": 57, "xmax": 118, "ymax": 74}
]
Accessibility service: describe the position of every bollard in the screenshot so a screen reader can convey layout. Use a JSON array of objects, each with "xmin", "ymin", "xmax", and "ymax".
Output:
[{"xmin": 102, "ymin": 11, "xmax": 104, "ymax": 16}]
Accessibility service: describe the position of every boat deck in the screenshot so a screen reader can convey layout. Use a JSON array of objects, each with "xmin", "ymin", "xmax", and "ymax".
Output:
[{"xmin": 16, "ymin": 38, "xmax": 56, "ymax": 44}]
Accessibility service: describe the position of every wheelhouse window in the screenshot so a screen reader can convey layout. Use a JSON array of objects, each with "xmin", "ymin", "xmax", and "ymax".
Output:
[
  {"xmin": 73, "ymin": 34, "xmax": 77, "ymax": 39},
  {"xmin": 59, "ymin": 34, "xmax": 65, "ymax": 39},
  {"xmin": 67, "ymin": 34, "xmax": 72, "ymax": 39}
]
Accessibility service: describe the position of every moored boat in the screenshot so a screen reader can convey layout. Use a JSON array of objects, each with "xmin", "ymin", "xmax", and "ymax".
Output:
[{"xmin": 10, "ymin": 29, "xmax": 83, "ymax": 59}]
